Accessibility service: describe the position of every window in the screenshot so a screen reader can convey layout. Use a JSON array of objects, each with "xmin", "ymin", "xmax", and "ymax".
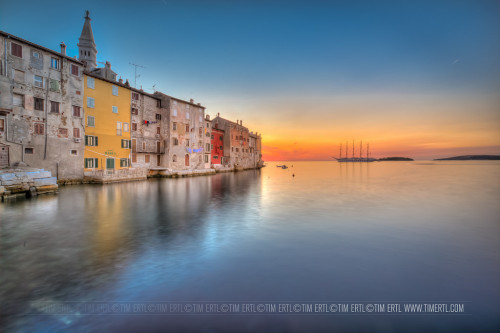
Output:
[
  {"xmin": 211, "ymin": 144, "xmax": 214, "ymax": 150},
  {"xmin": 132, "ymin": 154, "xmax": 137, "ymax": 163},
  {"xmin": 173, "ymin": 122, "xmax": 177, "ymax": 131},
  {"xmin": 220, "ymin": 135, "xmax": 223, "ymax": 140},
  {"xmin": 87, "ymin": 77, "xmax": 95, "ymax": 89},
  {"xmin": 112, "ymin": 106, "xmax": 118, "ymax": 114},
  {"xmin": 106, "ymin": 158, "xmax": 115, "ymax": 169},
  {"xmin": 32, "ymin": 51, "xmax": 40, "ymax": 58},
  {"xmin": 73, "ymin": 106, "xmax": 81, "ymax": 117},
  {"xmin": 34, "ymin": 98, "xmax": 44, "ymax": 111},
  {"xmin": 116, "ymin": 121, "xmax": 122, "ymax": 135},
  {"xmin": 87, "ymin": 116, "xmax": 95, "ymax": 127},
  {"xmin": 156, "ymin": 114, "xmax": 161, "ymax": 120},
  {"xmin": 112, "ymin": 85, "xmax": 118, "ymax": 96},
  {"xmin": 84, "ymin": 158, "xmax": 98, "ymax": 168},
  {"xmin": 219, "ymin": 145, "xmax": 223, "ymax": 150},
  {"xmin": 34, "ymin": 75, "xmax": 44, "ymax": 88},
  {"xmin": 173, "ymin": 138, "xmax": 179, "ymax": 145},
  {"xmin": 58, "ymin": 128, "xmax": 68, "ymax": 137},
  {"xmin": 132, "ymin": 123, "xmax": 137, "ymax": 131},
  {"xmin": 13, "ymin": 94, "xmax": 23, "ymax": 106},
  {"xmin": 73, "ymin": 128, "xmax": 80, "ymax": 138},
  {"xmin": 156, "ymin": 127, "xmax": 160, "ymax": 134},
  {"xmin": 11, "ymin": 42, "xmax": 22, "ymax": 58},
  {"xmin": 87, "ymin": 97, "xmax": 95, "ymax": 108},
  {"xmin": 71, "ymin": 64, "xmax": 79, "ymax": 76},
  {"xmin": 199, "ymin": 116, "xmax": 202, "ymax": 122},
  {"xmin": 204, "ymin": 154, "xmax": 209, "ymax": 163},
  {"xmin": 211, "ymin": 134, "xmax": 214, "ymax": 139},
  {"xmin": 131, "ymin": 108, "xmax": 138, "ymax": 115},
  {"xmin": 50, "ymin": 101, "xmax": 60, "ymax": 113},
  {"xmin": 70, "ymin": 150, "xmax": 78, "ymax": 156},
  {"xmin": 172, "ymin": 155, "xmax": 177, "ymax": 162},
  {"xmin": 142, "ymin": 142, "xmax": 146, "ymax": 150},
  {"xmin": 34, "ymin": 123, "xmax": 44, "ymax": 135},
  {"xmin": 120, "ymin": 158, "xmax": 129, "ymax": 167},
  {"xmin": 24, "ymin": 148, "xmax": 34, "ymax": 154},
  {"xmin": 132, "ymin": 92, "xmax": 139, "ymax": 101},
  {"xmin": 206, "ymin": 122, "xmax": 210, "ymax": 128},
  {"xmin": 236, "ymin": 148, "xmax": 239, "ymax": 152},
  {"xmin": 50, "ymin": 57, "xmax": 59, "ymax": 69},
  {"xmin": 85, "ymin": 135, "xmax": 98, "ymax": 146},
  {"xmin": 206, "ymin": 143, "xmax": 210, "ymax": 152},
  {"xmin": 157, "ymin": 100, "xmax": 161, "ymax": 108},
  {"xmin": 123, "ymin": 123, "xmax": 129, "ymax": 132},
  {"xmin": 14, "ymin": 69, "xmax": 24, "ymax": 82},
  {"xmin": 198, "ymin": 141, "xmax": 202, "ymax": 148},
  {"xmin": 0, "ymin": 119, "xmax": 4, "ymax": 131},
  {"xmin": 121, "ymin": 139, "xmax": 131, "ymax": 148},
  {"xmin": 173, "ymin": 100, "xmax": 177, "ymax": 105},
  {"xmin": 186, "ymin": 139, "xmax": 190, "ymax": 147},
  {"xmin": 173, "ymin": 109, "xmax": 177, "ymax": 116},
  {"xmin": 145, "ymin": 155, "xmax": 150, "ymax": 163},
  {"xmin": 185, "ymin": 124, "xmax": 189, "ymax": 132},
  {"xmin": 186, "ymin": 112, "xmax": 190, "ymax": 119},
  {"xmin": 199, "ymin": 127, "xmax": 202, "ymax": 135},
  {"xmin": 50, "ymin": 79, "xmax": 60, "ymax": 92}
]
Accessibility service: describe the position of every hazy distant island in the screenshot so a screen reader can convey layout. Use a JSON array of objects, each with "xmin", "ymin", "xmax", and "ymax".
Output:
[
  {"xmin": 377, "ymin": 157, "xmax": 414, "ymax": 161},
  {"xmin": 434, "ymin": 155, "xmax": 500, "ymax": 161}
]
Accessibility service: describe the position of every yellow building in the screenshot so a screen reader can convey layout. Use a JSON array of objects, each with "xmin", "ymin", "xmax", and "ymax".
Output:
[{"xmin": 83, "ymin": 74, "xmax": 131, "ymax": 171}]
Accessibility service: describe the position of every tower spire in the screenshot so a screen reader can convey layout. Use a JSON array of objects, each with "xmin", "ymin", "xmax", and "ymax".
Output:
[{"xmin": 78, "ymin": 10, "xmax": 97, "ymax": 70}]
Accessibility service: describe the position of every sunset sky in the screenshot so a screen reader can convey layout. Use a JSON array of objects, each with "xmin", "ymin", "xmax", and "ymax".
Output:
[{"xmin": 1, "ymin": 0, "xmax": 499, "ymax": 160}]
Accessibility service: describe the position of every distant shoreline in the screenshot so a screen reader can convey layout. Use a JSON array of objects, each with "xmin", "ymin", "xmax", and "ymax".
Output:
[{"xmin": 434, "ymin": 155, "xmax": 500, "ymax": 161}]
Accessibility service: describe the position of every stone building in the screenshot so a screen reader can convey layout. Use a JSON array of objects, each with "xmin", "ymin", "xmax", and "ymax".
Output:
[
  {"xmin": 203, "ymin": 114, "xmax": 212, "ymax": 168},
  {"xmin": 0, "ymin": 30, "xmax": 85, "ymax": 182},
  {"xmin": 212, "ymin": 115, "xmax": 262, "ymax": 169},
  {"xmin": 249, "ymin": 131, "xmax": 263, "ymax": 168},
  {"xmin": 130, "ymin": 89, "xmax": 169, "ymax": 172},
  {"xmin": 154, "ymin": 93, "xmax": 207, "ymax": 171}
]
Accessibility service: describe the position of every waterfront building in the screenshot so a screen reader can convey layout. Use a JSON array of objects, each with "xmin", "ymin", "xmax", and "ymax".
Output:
[
  {"xmin": 203, "ymin": 114, "xmax": 212, "ymax": 168},
  {"xmin": 154, "ymin": 93, "xmax": 207, "ymax": 171},
  {"xmin": 211, "ymin": 126, "xmax": 225, "ymax": 165},
  {"xmin": 130, "ymin": 89, "xmax": 168, "ymax": 172},
  {"xmin": 0, "ymin": 31, "xmax": 85, "ymax": 181},
  {"xmin": 212, "ymin": 115, "xmax": 262, "ymax": 169},
  {"xmin": 83, "ymin": 73, "xmax": 132, "ymax": 177}
]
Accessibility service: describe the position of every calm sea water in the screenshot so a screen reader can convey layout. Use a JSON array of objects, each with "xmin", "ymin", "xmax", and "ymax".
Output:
[{"xmin": 1, "ymin": 161, "xmax": 499, "ymax": 332}]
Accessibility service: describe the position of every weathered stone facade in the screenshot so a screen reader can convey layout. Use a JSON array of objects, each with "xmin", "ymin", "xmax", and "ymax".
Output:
[
  {"xmin": 131, "ymin": 89, "xmax": 168, "ymax": 172},
  {"xmin": 0, "ymin": 31, "xmax": 85, "ymax": 182},
  {"xmin": 154, "ymin": 93, "xmax": 207, "ymax": 171},
  {"xmin": 212, "ymin": 116, "xmax": 262, "ymax": 169}
]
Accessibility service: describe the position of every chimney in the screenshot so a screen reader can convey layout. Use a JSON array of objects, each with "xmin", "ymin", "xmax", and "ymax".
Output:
[
  {"xmin": 60, "ymin": 42, "xmax": 66, "ymax": 55},
  {"xmin": 119, "ymin": 77, "xmax": 123, "ymax": 84},
  {"xmin": 240, "ymin": 120, "xmax": 243, "ymax": 126},
  {"xmin": 125, "ymin": 79, "xmax": 130, "ymax": 87},
  {"xmin": 217, "ymin": 112, "xmax": 220, "ymax": 117},
  {"xmin": 197, "ymin": 103, "xmax": 200, "ymax": 106},
  {"xmin": 105, "ymin": 61, "xmax": 111, "ymax": 69}
]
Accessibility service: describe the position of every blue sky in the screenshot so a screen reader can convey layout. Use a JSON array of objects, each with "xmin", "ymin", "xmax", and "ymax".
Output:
[{"xmin": 1, "ymin": 0, "xmax": 499, "ymax": 159}]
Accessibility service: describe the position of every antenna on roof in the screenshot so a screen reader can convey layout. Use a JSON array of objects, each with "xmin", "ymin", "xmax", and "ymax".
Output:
[{"xmin": 129, "ymin": 62, "xmax": 145, "ymax": 88}]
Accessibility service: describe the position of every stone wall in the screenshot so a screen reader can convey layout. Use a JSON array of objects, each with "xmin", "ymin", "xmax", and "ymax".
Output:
[{"xmin": 0, "ymin": 168, "xmax": 58, "ymax": 200}]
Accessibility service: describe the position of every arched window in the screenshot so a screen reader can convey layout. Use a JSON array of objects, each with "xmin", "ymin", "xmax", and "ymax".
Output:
[
  {"xmin": 185, "ymin": 154, "xmax": 189, "ymax": 166},
  {"xmin": 172, "ymin": 154, "xmax": 177, "ymax": 162}
]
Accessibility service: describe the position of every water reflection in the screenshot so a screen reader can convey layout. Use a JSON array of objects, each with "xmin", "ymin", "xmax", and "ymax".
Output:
[{"xmin": 1, "ymin": 162, "xmax": 499, "ymax": 332}]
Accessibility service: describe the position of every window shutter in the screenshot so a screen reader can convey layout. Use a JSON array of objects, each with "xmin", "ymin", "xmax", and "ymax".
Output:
[
  {"xmin": 95, "ymin": 158, "xmax": 98, "ymax": 168},
  {"xmin": 84, "ymin": 158, "xmax": 88, "ymax": 168},
  {"xmin": 85, "ymin": 135, "xmax": 88, "ymax": 146},
  {"xmin": 95, "ymin": 136, "xmax": 98, "ymax": 146}
]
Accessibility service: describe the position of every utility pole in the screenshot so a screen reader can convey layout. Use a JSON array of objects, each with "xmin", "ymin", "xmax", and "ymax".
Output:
[{"xmin": 129, "ymin": 62, "xmax": 145, "ymax": 88}]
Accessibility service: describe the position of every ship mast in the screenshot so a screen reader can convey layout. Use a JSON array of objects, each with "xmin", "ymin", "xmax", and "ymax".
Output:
[
  {"xmin": 339, "ymin": 143, "xmax": 342, "ymax": 159},
  {"xmin": 360, "ymin": 141, "xmax": 362, "ymax": 160},
  {"xmin": 352, "ymin": 140, "xmax": 354, "ymax": 159}
]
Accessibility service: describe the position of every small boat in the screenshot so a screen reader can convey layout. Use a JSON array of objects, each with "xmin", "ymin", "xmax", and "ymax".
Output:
[{"xmin": 276, "ymin": 165, "xmax": 288, "ymax": 169}]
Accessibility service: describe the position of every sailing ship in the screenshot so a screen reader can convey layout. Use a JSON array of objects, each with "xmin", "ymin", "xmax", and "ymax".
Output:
[{"xmin": 333, "ymin": 140, "xmax": 376, "ymax": 162}]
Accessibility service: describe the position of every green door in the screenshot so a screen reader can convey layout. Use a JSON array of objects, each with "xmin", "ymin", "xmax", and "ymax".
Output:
[{"xmin": 106, "ymin": 158, "xmax": 115, "ymax": 169}]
